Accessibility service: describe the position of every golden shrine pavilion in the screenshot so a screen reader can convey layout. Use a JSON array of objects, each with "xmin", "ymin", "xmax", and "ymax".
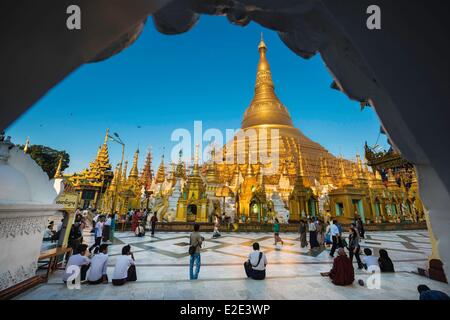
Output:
[{"xmin": 64, "ymin": 38, "xmax": 425, "ymax": 225}]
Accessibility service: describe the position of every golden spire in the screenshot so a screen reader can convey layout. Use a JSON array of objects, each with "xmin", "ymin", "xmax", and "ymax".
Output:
[
  {"xmin": 192, "ymin": 144, "xmax": 200, "ymax": 176},
  {"xmin": 24, "ymin": 137, "xmax": 30, "ymax": 154},
  {"xmin": 293, "ymin": 145, "xmax": 306, "ymax": 187},
  {"xmin": 129, "ymin": 148, "xmax": 139, "ymax": 179},
  {"xmin": 338, "ymin": 156, "xmax": 352, "ymax": 186},
  {"xmin": 205, "ymin": 146, "xmax": 219, "ymax": 184},
  {"xmin": 246, "ymin": 163, "xmax": 254, "ymax": 177},
  {"xmin": 356, "ymin": 154, "xmax": 364, "ymax": 179},
  {"xmin": 122, "ymin": 161, "xmax": 128, "ymax": 184},
  {"xmin": 156, "ymin": 154, "xmax": 166, "ymax": 183},
  {"xmin": 320, "ymin": 157, "xmax": 331, "ymax": 185},
  {"xmin": 104, "ymin": 128, "xmax": 110, "ymax": 145},
  {"xmin": 89, "ymin": 129, "xmax": 112, "ymax": 173},
  {"xmin": 339, "ymin": 156, "xmax": 347, "ymax": 179},
  {"xmin": 242, "ymin": 37, "xmax": 294, "ymax": 128},
  {"xmin": 140, "ymin": 149, "xmax": 153, "ymax": 189},
  {"xmin": 54, "ymin": 156, "xmax": 63, "ymax": 178}
]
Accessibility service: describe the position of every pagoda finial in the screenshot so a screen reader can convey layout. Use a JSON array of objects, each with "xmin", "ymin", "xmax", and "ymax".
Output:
[
  {"xmin": 23, "ymin": 137, "xmax": 30, "ymax": 154},
  {"xmin": 242, "ymin": 36, "xmax": 293, "ymax": 129},
  {"xmin": 192, "ymin": 144, "xmax": 200, "ymax": 175},
  {"xmin": 104, "ymin": 128, "xmax": 110, "ymax": 145},
  {"xmin": 258, "ymin": 32, "xmax": 266, "ymax": 51},
  {"xmin": 129, "ymin": 148, "xmax": 139, "ymax": 179},
  {"xmin": 122, "ymin": 161, "xmax": 128, "ymax": 183},
  {"xmin": 54, "ymin": 156, "xmax": 63, "ymax": 178}
]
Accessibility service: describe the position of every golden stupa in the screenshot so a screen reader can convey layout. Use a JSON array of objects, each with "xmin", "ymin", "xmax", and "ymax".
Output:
[{"xmin": 217, "ymin": 36, "xmax": 351, "ymax": 187}]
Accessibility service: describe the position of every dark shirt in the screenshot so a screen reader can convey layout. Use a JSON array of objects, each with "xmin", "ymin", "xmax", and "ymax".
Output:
[{"xmin": 420, "ymin": 290, "xmax": 450, "ymax": 300}]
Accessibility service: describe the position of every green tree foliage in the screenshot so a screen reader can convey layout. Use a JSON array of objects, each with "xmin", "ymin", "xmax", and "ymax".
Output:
[{"xmin": 19, "ymin": 144, "xmax": 70, "ymax": 179}]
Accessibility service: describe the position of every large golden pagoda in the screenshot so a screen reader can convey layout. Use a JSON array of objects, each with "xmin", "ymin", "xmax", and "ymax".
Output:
[{"xmin": 216, "ymin": 36, "xmax": 353, "ymax": 189}]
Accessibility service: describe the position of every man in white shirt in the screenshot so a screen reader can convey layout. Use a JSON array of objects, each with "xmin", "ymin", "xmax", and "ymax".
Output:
[
  {"xmin": 112, "ymin": 245, "xmax": 137, "ymax": 286},
  {"xmin": 43, "ymin": 224, "xmax": 54, "ymax": 241},
  {"xmin": 63, "ymin": 244, "xmax": 91, "ymax": 283},
  {"xmin": 244, "ymin": 242, "xmax": 268, "ymax": 280},
  {"xmin": 87, "ymin": 244, "xmax": 109, "ymax": 284},
  {"xmin": 89, "ymin": 215, "xmax": 105, "ymax": 253},
  {"xmin": 329, "ymin": 219, "xmax": 341, "ymax": 257}
]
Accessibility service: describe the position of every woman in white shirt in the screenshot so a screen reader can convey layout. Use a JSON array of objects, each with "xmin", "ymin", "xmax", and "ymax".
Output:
[{"xmin": 112, "ymin": 245, "xmax": 137, "ymax": 286}]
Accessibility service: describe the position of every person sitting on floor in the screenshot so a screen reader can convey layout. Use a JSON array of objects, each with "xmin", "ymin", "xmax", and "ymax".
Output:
[
  {"xmin": 43, "ymin": 224, "xmax": 55, "ymax": 241},
  {"xmin": 62, "ymin": 244, "xmax": 91, "ymax": 284},
  {"xmin": 323, "ymin": 248, "xmax": 354, "ymax": 286},
  {"xmin": 378, "ymin": 249, "xmax": 395, "ymax": 272},
  {"xmin": 362, "ymin": 248, "xmax": 379, "ymax": 271},
  {"xmin": 417, "ymin": 284, "xmax": 450, "ymax": 300},
  {"xmin": 87, "ymin": 244, "xmax": 109, "ymax": 284},
  {"xmin": 112, "ymin": 245, "xmax": 137, "ymax": 286},
  {"xmin": 135, "ymin": 222, "xmax": 145, "ymax": 237},
  {"xmin": 244, "ymin": 242, "xmax": 268, "ymax": 280}
]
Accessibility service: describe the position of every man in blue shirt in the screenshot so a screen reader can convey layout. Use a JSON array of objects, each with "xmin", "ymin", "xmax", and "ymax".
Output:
[{"xmin": 418, "ymin": 284, "xmax": 450, "ymax": 300}]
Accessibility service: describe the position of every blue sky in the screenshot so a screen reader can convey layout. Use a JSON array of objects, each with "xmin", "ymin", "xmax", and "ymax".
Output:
[{"xmin": 6, "ymin": 15, "xmax": 387, "ymax": 174}]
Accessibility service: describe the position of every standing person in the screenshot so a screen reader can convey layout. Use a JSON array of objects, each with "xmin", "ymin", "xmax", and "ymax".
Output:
[
  {"xmin": 316, "ymin": 220, "xmax": 324, "ymax": 247},
  {"xmin": 112, "ymin": 245, "xmax": 137, "ymax": 286},
  {"xmin": 378, "ymin": 249, "xmax": 395, "ymax": 272},
  {"xmin": 189, "ymin": 223, "xmax": 204, "ymax": 280},
  {"xmin": 150, "ymin": 212, "xmax": 158, "ymax": 237},
  {"xmin": 299, "ymin": 220, "xmax": 308, "ymax": 248},
  {"xmin": 135, "ymin": 222, "xmax": 145, "ymax": 237},
  {"xmin": 131, "ymin": 210, "xmax": 140, "ymax": 232},
  {"xmin": 324, "ymin": 221, "xmax": 332, "ymax": 248},
  {"xmin": 212, "ymin": 215, "xmax": 221, "ymax": 238},
  {"xmin": 87, "ymin": 244, "xmax": 109, "ymax": 284},
  {"xmin": 329, "ymin": 219, "xmax": 341, "ymax": 257},
  {"xmin": 273, "ymin": 218, "xmax": 284, "ymax": 245},
  {"xmin": 110, "ymin": 211, "xmax": 117, "ymax": 242},
  {"xmin": 348, "ymin": 227, "xmax": 364, "ymax": 269},
  {"xmin": 244, "ymin": 242, "xmax": 268, "ymax": 280},
  {"xmin": 89, "ymin": 215, "xmax": 105, "ymax": 253},
  {"xmin": 357, "ymin": 218, "xmax": 365, "ymax": 239},
  {"xmin": 103, "ymin": 214, "xmax": 112, "ymax": 244},
  {"xmin": 91, "ymin": 212, "xmax": 100, "ymax": 233},
  {"xmin": 63, "ymin": 244, "xmax": 91, "ymax": 284},
  {"xmin": 308, "ymin": 218, "xmax": 319, "ymax": 249},
  {"xmin": 336, "ymin": 220, "xmax": 344, "ymax": 248}
]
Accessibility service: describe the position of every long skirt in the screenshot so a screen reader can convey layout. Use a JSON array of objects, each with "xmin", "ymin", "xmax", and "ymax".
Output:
[
  {"xmin": 300, "ymin": 232, "xmax": 308, "ymax": 248},
  {"xmin": 102, "ymin": 225, "xmax": 111, "ymax": 241},
  {"xmin": 316, "ymin": 232, "xmax": 324, "ymax": 246},
  {"xmin": 309, "ymin": 231, "xmax": 319, "ymax": 248}
]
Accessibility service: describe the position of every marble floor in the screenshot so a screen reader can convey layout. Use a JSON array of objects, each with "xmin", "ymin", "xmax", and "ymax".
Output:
[{"xmin": 15, "ymin": 229, "xmax": 450, "ymax": 300}]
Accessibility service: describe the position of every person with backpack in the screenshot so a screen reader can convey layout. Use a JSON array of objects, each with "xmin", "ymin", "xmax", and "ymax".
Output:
[
  {"xmin": 189, "ymin": 223, "xmax": 204, "ymax": 280},
  {"xmin": 244, "ymin": 242, "xmax": 268, "ymax": 280}
]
